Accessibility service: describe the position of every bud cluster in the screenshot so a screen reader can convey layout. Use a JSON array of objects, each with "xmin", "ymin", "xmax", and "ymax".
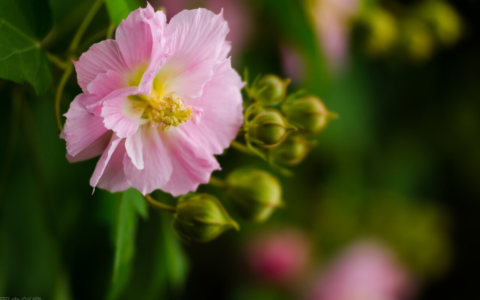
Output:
[
  {"xmin": 242, "ymin": 74, "xmax": 335, "ymax": 171},
  {"xmin": 353, "ymin": 0, "xmax": 463, "ymax": 62}
]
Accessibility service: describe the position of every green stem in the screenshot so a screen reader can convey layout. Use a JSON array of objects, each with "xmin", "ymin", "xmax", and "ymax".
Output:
[
  {"xmin": 230, "ymin": 140, "xmax": 255, "ymax": 155},
  {"xmin": 68, "ymin": 0, "xmax": 104, "ymax": 53},
  {"xmin": 144, "ymin": 194, "xmax": 176, "ymax": 213},
  {"xmin": 55, "ymin": 64, "xmax": 74, "ymax": 132},
  {"xmin": 47, "ymin": 53, "xmax": 69, "ymax": 69},
  {"xmin": 209, "ymin": 176, "xmax": 227, "ymax": 189}
]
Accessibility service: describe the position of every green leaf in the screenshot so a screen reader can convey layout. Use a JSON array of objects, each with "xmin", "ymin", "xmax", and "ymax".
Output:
[
  {"xmin": 0, "ymin": 2, "xmax": 52, "ymax": 94},
  {"xmin": 105, "ymin": 0, "xmax": 142, "ymax": 25},
  {"xmin": 144, "ymin": 211, "xmax": 189, "ymax": 300},
  {"xmin": 0, "ymin": 0, "xmax": 52, "ymax": 94},
  {"xmin": 111, "ymin": 188, "xmax": 148, "ymax": 284}
]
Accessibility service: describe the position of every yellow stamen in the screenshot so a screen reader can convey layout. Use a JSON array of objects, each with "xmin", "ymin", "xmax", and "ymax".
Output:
[{"xmin": 131, "ymin": 92, "xmax": 193, "ymax": 130}]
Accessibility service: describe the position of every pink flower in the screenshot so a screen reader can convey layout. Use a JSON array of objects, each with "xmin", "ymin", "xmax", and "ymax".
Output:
[
  {"xmin": 246, "ymin": 229, "xmax": 310, "ymax": 284},
  {"xmin": 308, "ymin": 241, "xmax": 413, "ymax": 300},
  {"xmin": 61, "ymin": 4, "xmax": 244, "ymax": 196},
  {"xmin": 311, "ymin": 0, "xmax": 360, "ymax": 72}
]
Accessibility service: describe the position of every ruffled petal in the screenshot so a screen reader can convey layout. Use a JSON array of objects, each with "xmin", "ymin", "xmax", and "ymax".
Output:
[
  {"xmin": 156, "ymin": 8, "xmax": 229, "ymax": 99},
  {"xmin": 180, "ymin": 58, "xmax": 244, "ymax": 154},
  {"xmin": 66, "ymin": 131, "xmax": 112, "ymax": 163},
  {"xmin": 87, "ymin": 70, "xmax": 128, "ymax": 98},
  {"xmin": 162, "ymin": 128, "xmax": 220, "ymax": 197},
  {"xmin": 74, "ymin": 40, "xmax": 129, "ymax": 93},
  {"xmin": 116, "ymin": 3, "xmax": 167, "ymax": 94},
  {"xmin": 101, "ymin": 90, "xmax": 147, "ymax": 138},
  {"xmin": 123, "ymin": 126, "xmax": 173, "ymax": 195},
  {"xmin": 97, "ymin": 139, "xmax": 130, "ymax": 192},
  {"xmin": 125, "ymin": 128, "xmax": 144, "ymax": 170},
  {"xmin": 90, "ymin": 134, "xmax": 123, "ymax": 189},
  {"xmin": 62, "ymin": 94, "xmax": 108, "ymax": 157}
]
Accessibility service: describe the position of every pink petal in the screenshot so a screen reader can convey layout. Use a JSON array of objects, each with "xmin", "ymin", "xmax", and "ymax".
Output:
[
  {"xmin": 123, "ymin": 126, "xmax": 173, "ymax": 195},
  {"xmin": 125, "ymin": 128, "xmax": 144, "ymax": 170},
  {"xmin": 87, "ymin": 70, "xmax": 128, "ymax": 98},
  {"xmin": 162, "ymin": 128, "xmax": 220, "ymax": 197},
  {"xmin": 97, "ymin": 139, "xmax": 131, "ymax": 192},
  {"xmin": 180, "ymin": 58, "xmax": 243, "ymax": 155},
  {"xmin": 157, "ymin": 8, "xmax": 229, "ymax": 99},
  {"xmin": 74, "ymin": 40, "xmax": 129, "ymax": 93},
  {"xmin": 100, "ymin": 87, "xmax": 146, "ymax": 138},
  {"xmin": 66, "ymin": 131, "xmax": 112, "ymax": 163},
  {"xmin": 116, "ymin": 4, "xmax": 168, "ymax": 95},
  {"xmin": 62, "ymin": 94, "xmax": 108, "ymax": 157},
  {"xmin": 90, "ymin": 134, "xmax": 123, "ymax": 189}
]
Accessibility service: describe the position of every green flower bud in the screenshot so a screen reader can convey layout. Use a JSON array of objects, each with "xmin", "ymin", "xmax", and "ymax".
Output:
[
  {"xmin": 226, "ymin": 168, "xmax": 282, "ymax": 222},
  {"xmin": 399, "ymin": 19, "xmax": 434, "ymax": 62},
  {"xmin": 253, "ymin": 74, "xmax": 290, "ymax": 106},
  {"xmin": 282, "ymin": 95, "xmax": 335, "ymax": 135},
  {"xmin": 246, "ymin": 109, "xmax": 296, "ymax": 148},
  {"xmin": 173, "ymin": 193, "xmax": 239, "ymax": 243},
  {"xmin": 417, "ymin": 0, "xmax": 462, "ymax": 46},
  {"xmin": 355, "ymin": 9, "xmax": 398, "ymax": 56},
  {"xmin": 270, "ymin": 134, "xmax": 317, "ymax": 165}
]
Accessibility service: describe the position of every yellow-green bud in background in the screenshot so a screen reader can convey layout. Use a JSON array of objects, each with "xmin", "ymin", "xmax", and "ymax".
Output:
[
  {"xmin": 246, "ymin": 109, "xmax": 296, "ymax": 148},
  {"xmin": 399, "ymin": 19, "xmax": 434, "ymax": 62},
  {"xmin": 173, "ymin": 193, "xmax": 239, "ymax": 243},
  {"xmin": 282, "ymin": 95, "xmax": 335, "ymax": 135},
  {"xmin": 354, "ymin": 8, "xmax": 398, "ymax": 56},
  {"xmin": 253, "ymin": 74, "xmax": 290, "ymax": 106},
  {"xmin": 225, "ymin": 168, "xmax": 282, "ymax": 223},
  {"xmin": 270, "ymin": 134, "xmax": 317, "ymax": 166},
  {"xmin": 417, "ymin": 0, "xmax": 462, "ymax": 47}
]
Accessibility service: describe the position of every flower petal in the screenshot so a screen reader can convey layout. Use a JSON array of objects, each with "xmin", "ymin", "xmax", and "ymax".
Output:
[
  {"xmin": 123, "ymin": 126, "xmax": 173, "ymax": 195},
  {"xmin": 116, "ymin": 4, "xmax": 168, "ymax": 95},
  {"xmin": 62, "ymin": 94, "xmax": 108, "ymax": 157},
  {"xmin": 156, "ymin": 8, "xmax": 229, "ymax": 99},
  {"xmin": 90, "ymin": 134, "xmax": 123, "ymax": 189},
  {"xmin": 100, "ymin": 88, "xmax": 147, "ymax": 138},
  {"xmin": 87, "ymin": 70, "xmax": 129, "ymax": 98},
  {"xmin": 162, "ymin": 128, "xmax": 220, "ymax": 197},
  {"xmin": 125, "ymin": 128, "xmax": 144, "ymax": 170},
  {"xmin": 66, "ymin": 130, "xmax": 112, "ymax": 163},
  {"xmin": 180, "ymin": 58, "xmax": 244, "ymax": 154},
  {"xmin": 97, "ymin": 139, "xmax": 131, "ymax": 192},
  {"xmin": 74, "ymin": 40, "xmax": 129, "ymax": 93}
]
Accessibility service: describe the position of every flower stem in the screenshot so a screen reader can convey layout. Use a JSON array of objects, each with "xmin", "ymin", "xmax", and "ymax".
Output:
[
  {"xmin": 47, "ymin": 53, "xmax": 69, "ymax": 69},
  {"xmin": 68, "ymin": 0, "xmax": 104, "ymax": 53},
  {"xmin": 209, "ymin": 176, "xmax": 227, "ymax": 189},
  {"xmin": 55, "ymin": 64, "xmax": 73, "ymax": 132},
  {"xmin": 230, "ymin": 140, "xmax": 255, "ymax": 155},
  {"xmin": 144, "ymin": 194, "xmax": 176, "ymax": 213}
]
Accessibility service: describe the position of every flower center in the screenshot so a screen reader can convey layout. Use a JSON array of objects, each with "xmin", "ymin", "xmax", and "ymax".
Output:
[{"xmin": 129, "ymin": 92, "xmax": 193, "ymax": 130}]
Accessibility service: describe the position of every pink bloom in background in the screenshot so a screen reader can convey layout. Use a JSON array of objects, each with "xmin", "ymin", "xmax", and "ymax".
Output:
[
  {"xmin": 281, "ymin": 43, "xmax": 306, "ymax": 84},
  {"xmin": 309, "ymin": 241, "xmax": 413, "ymax": 300},
  {"xmin": 246, "ymin": 229, "xmax": 310, "ymax": 284},
  {"xmin": 311, "ymin": 0, "xmax": 360, "ymax": 73},
  {"xmin": 61, "ymin": 4, "xmax": 244, "ymax": 196}
]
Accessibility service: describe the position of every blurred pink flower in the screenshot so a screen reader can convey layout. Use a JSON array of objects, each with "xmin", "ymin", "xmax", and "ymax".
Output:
[
  {"xmin": 281, "ymin": 43, "xmax": 306, "ymax": 84},
  {"xmin": 308, "ymin": 241, "xmax": 413, "ymax": 300},
  {"xmin": 311, "ymin": 0, "xmax": 360, "ymax": 72},
  {"xmin": 155, "ymin": 0, "xmax": 252, "ymax": 60},
  {"xmin": 247, "ymin": 229, "xmax": 310, "ymax": 284},
  {"xmin": 61, "ymin": 4, "xmax": 243, "ymax": 196}
]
